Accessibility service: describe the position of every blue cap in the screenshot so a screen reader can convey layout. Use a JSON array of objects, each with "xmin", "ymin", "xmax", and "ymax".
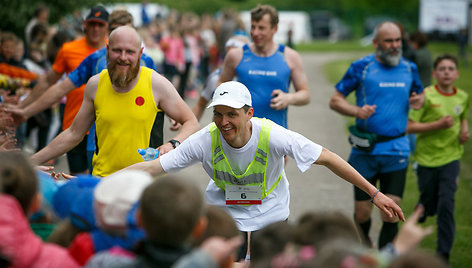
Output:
[
  {"xmin": 30, "ymin": 172, "xmax": 59, "ymax": 221},
  {"xmin": 36, "ymin": 171, "xmax": 59, "ymax": 208},
  {"xmin": 127, "ymin": 201, "xmax": 140, "ymax": 228},
  {"xmin": 70, "ymin": 187, "xmax": 96, "ymax": 230},
  {"xmin": 52, "ymin": 175, "xmax": 100, "ymax": 219}
]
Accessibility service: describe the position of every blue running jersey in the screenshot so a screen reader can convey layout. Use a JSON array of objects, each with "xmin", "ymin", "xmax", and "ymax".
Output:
[
  {"xmin": 236, "ymin": 44, "xmax": 291, "ymax": 128},
  {"xmin": 336, "ymin": 54, "xmax": 423, "ymax": 156}
]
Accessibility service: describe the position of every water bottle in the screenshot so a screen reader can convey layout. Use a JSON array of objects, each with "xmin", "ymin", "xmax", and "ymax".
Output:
[{"xmin": 137, "ymin": 147, "xmax": 159, "ymax": 161}]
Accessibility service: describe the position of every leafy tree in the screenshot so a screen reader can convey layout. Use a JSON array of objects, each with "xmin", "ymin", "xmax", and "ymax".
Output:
[
  {"xmin": 0, "ymin": 0, "xmax": 420, "ymax": 40},
  {"xmin": 0, "ymin": 0, "xmax": 113, "ymax": 40}
]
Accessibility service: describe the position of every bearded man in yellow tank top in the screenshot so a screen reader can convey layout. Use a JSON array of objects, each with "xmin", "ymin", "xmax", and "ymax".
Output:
[{"xmin": 31, "ymin": 26, "xmax": 200, "ymax": 177}]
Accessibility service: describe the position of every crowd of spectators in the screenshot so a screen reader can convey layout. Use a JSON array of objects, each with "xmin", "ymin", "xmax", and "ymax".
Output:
[
  {"xmin": 0, "ymin": 150, "xmax": 448, "ymax": 267},
  {"xmin": 0, "ymin": 4, "xmax": 247, "ymax": 154},
  {"xmin": 0, "ymin": 3, "xmax": 463, "ymax": 268}
]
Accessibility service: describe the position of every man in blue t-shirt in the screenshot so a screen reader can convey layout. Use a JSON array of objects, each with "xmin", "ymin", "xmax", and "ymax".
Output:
[
  {"xmin": 218, "ymin": 5, "xmax": 310, "ymax": 128},
  {"xmin": 329, "ymin": 21, "xmax": 424, "ymax": 249}
]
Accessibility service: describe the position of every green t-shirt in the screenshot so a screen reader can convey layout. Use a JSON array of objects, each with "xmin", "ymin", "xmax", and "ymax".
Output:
[{"xmin": 409, "ymin": 85, "xmax": 469, "ymax": 167}]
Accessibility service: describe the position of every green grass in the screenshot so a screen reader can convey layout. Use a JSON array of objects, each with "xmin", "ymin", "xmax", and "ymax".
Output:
[
  {"xmin": 321, "ymin": 41, "xmax": 472, "ymax": 267},
  {"xmin": 297, "ymin": 39, "xmax": 471, "ymax": 55},
  {"xmin": 296, "ymin": 40, "xmax": 374, "ymax": 52}
]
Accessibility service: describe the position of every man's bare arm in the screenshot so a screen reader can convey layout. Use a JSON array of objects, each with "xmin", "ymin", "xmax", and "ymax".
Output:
[
  {"xmin": 6, "ymin": 78, "xmax": 76, "ymax": 126},
  {"xmin": 31, "ymin": 76, "xmax": 97, "ymax": 165},
  {"xmin": 25, "ymin": 78, "xmax": 75, "ymax": 118},
  {"xmin": 315, "ymin": 147, "xmax": 405, "ymax": 221},
  {"xmin": 216, "ymin": 48, "xmax": 243, "ymax": 87},
  {"xmin": 152, "ymin": 72, "xmax": 199, "ymax": 154},
  {"xmin": 406, "ymin": 116, "xmax": 453, "ymax": 134},
  {"xmin": 120, "ymin": 157, "xmax": 164, "ymax": 177},
  {"xmin": 192, "ymin": 97, "xmax": 209, "ymax": 121},
  {"xmin": 20, "ymin": 69, "xmax": 62, "ymax": 108},
  {"xmin": 273, "ymin": 47, "xmax": 310, "ymax": 109}
]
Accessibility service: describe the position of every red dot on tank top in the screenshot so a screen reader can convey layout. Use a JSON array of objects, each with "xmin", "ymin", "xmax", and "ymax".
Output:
[{"xmin": 135, "ymin": 96, "xmax": 145, "ymax": 106}]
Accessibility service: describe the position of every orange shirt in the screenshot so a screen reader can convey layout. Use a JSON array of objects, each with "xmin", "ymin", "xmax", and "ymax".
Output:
[{"xmin": 52, "ymin": 37, "xmax": 105, "ymax": 130}]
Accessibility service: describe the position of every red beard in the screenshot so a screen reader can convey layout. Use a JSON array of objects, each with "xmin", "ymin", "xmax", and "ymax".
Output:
[{"xmin": 107, "ymin": 56, "xmax": 140, "ymax": 88}]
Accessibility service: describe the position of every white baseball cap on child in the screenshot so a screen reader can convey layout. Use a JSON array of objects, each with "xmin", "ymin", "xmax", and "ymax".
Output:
[
  {"xmin": 207, "ymin": 81, "xmax": 252, "ymax": 109},
  {"xmin": 94, "ymin": 170, "xmax": 152, "ymax": 232}
]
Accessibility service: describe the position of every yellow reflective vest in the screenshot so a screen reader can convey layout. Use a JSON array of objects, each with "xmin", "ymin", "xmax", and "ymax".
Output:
[{"xmin": 210, "ymin": 118, "xmax": 283, "ymax": 199}]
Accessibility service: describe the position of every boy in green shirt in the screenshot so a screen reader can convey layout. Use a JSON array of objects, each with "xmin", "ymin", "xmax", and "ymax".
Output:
[{"xmin": 407, "ymin": 54, "xmax": 469, "ymax": 263}]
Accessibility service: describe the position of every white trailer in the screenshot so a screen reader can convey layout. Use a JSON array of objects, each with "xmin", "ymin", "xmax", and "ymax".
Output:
[{"xmin": 419, "ymin": 0, "xmax": 471, "ymax": 43}]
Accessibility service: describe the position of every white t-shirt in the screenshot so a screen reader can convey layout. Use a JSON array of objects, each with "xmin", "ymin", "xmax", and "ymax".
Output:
[
  {"xmin": 159, "ymin": 118, "xmax": 323, "ymax": 231},
  {"xmin": 201, "ymin": 68, "xmax": 220, "ymax": 101}
]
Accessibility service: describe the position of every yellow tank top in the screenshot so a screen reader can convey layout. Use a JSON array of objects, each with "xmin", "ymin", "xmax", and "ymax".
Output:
[{"xmin": 92, "ymin": 67, "xmax": 159, "ymax": 177}]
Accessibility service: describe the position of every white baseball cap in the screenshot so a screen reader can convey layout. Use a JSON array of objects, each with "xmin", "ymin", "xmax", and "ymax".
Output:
[
  {"xmin": 224, "ymin": 35, "xmax": 249, "ymax": 50},
  {"xmin": 94, "ymin": 170, "xmax": 152, "ymax": 232},
  {"xmin": 207, "ymin": 81, "xmax": 252, "ymax": 109}
]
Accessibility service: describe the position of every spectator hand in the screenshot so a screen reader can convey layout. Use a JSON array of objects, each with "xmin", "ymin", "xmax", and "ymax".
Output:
[
  {"xmin": 2, "ymin": 104, "xmax": 27, "ymax": 126},
  {"xmin": 60, "ymin": 172, "xmax": 76, "ymax": 180},
  {"xmin": 14, "ymin": 87, "xmax": 30, "ymax": 97},
  {"xmin": 200, "ymin": 236, "xmax": 243, "ymax": 266},
  {"xmin": 392, "ymin": 205, "xmax": 434, "ymax": 254},
  {"xmin": 2, "ymin": 94, "xmax": 20, "ymax": 105},
  {"xmin": 0, "ymin": 134, "xmax": 18, "ymax": 151},
  {"xmin": 36, "ymin": 167, "xmax": 75, "ymax": 181},
  {"xmin": 49, "ymin": 171, "xmax": 75, "ymax": 181},
  {"xmin": 270, "ymin": 89, "xmax": 290, "ymax": 110},
  {"xmin": 0, "ymin": 111, "xmax": 14, "ymax": 128},
  {"xmin": 409, "ymin": 92, "xmax": 425, "ymax": 110},
  {"xmin": 0, "ymin": 89, "xmax": 9, "ymax": 97},
  {"xmin": 36, "ymin": 165, "xmax": 54, "ymax": 172}
]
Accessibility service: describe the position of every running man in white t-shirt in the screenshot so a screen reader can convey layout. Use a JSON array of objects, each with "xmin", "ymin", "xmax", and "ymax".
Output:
[{"xmin": 122, "ymin": 81, "xmax": 405, "ymax": 260}]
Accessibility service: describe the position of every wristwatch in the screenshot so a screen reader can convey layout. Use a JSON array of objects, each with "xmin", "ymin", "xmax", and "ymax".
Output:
[{"xmin": 168, "ymin": 139, "xmax": 181, "ymax": 149}]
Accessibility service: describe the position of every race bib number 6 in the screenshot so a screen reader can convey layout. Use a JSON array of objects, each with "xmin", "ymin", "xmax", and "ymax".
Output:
[{"xmin": 225, "ymin": 185, "xmax": 262, "ymax": 205}]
